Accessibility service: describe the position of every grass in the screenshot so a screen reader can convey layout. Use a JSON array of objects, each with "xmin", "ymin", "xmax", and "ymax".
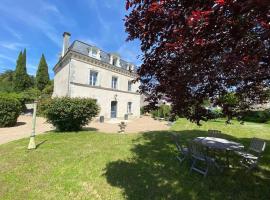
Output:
[{"xmin": 0, "ymin": 118, "xmax": 269, "ymax": 200}]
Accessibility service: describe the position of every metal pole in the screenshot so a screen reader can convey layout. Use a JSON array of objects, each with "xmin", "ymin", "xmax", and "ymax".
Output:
[{"xmin": 28, "ymin": 100, "xmax": 37, "ymax": 150}]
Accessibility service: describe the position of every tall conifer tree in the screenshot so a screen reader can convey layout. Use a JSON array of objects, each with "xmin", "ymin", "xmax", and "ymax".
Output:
[
  {"xmin": 36, "ymin": 54, "xmax": 50, "ymax": 91},
  {"xmin": 13, "ymin": 51, "xmax": 31, "ymax": 91}
]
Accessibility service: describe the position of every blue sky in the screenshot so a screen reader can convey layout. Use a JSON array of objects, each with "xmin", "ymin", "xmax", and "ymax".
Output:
[{"xmin": 0, "ymin": 0, "xmax": 141, "ymax": 78}]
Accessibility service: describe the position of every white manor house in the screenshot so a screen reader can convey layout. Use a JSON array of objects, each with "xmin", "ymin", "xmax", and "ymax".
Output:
[{"xmin": 53, "ymin": 32, "xmax": 141, "ymax": 120}]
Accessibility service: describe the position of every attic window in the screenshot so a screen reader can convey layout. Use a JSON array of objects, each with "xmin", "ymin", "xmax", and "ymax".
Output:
[
  {"xmin": 110, "ymin": 54, "xmax": 120, "ymax": 67},
  {"xmin": 88, "ymin": 47, "xmax": 100, "ymax": 60},
  {"xmin": 112, "ymin": 57, "xmax": 118, "ymax": 66}
]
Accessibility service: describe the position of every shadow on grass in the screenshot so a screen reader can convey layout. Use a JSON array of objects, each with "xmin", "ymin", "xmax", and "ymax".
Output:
[
  {"xmin": 36, "ymin": 140, "xmax": 47, "ymax": 149},
  {"xmin": 104, "ymin": 130, "xmax": 270, "ymax": 200}
]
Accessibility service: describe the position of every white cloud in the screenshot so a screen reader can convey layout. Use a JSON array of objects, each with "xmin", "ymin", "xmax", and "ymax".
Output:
[
  {"xmin": 0, "ymin": 42, "xmax": 27, "ymax": 51},
  {"xmin": 0, "ymin": 54, "xmax": 15, "ymax": 62},
  {"xmin": 0, "ymin": 1, "xmax": 75, "ymax": 47},
  {"xmin": 3, "ymin": 25, "xmax": 22, "ymax": 40},
  {"xmin": 117, "ymin": 43, "xmax": 142, "ymax": 66}
]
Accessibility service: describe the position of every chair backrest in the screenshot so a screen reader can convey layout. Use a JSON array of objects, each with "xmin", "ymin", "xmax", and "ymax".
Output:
[
  {"xmin": 189, "ymin": 141, "xmax": 206, "ymax": 158},
  {"xmin": 249, "ymin": 138, "xmax": 266, "ymax": 154},
  {"xmin": 208, "ymin": 129, "xmax": 222, "ymax": 138},
  {"xmin": 172, "ymin": 133, "xmax": 185, "ymax": 153}
]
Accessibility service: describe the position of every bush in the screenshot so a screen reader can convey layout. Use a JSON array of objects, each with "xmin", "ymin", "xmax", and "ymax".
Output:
[
  {"xmin": 37, "ymin": 97, "xmax": 52, "ymax": 117},
  {"xmin": 44, "ymin": 97, "xmax": 99, "ymax": 131},
  {"xmin": 0, "ymin": 96, "xmax": 22, "ymax": 127},
  {"xmin": 151, "ymin": 104, "xmax": 172, "ymax": 120},
  {"xmin": 242, "ymin": 109, "xmax": 270, "ymax": 123},
  {"xmin": 206, "ymin": 107, "xmax": 223, "ymax": 120}
]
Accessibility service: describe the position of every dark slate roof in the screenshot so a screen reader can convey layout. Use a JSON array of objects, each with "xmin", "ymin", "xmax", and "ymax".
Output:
[{"xmin": 68, "ymin": 40, "xmax": 132, "ymax": 70}]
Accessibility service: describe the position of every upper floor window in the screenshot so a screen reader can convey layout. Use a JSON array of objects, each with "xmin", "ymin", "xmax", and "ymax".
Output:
[
  {"xmin": 127, "ymin": 102, "xmax": 132, "ymax": 114},
  {"xmin": 111, "ymin": 77, "xmax": 118, "ymax": 89},
  {"xmin": 128, "ymin": 81, "xmax": 132, "ymax": 92},
  {"xmin": 88, "ymin": 47, "xmax": 100, "ymax": 60},
  {"xmin": 110, "ymin": 54, "xmax": 120, "ymax": 67},
  {"xmin": 112, "ymin": 57, "xmax": 118, "ymax": 66},
  {"xmin": 92, "ymin": 49, "xmax": 98, "ymax": 58},
  {"xmin": 89, "ymin": 70, "xmax": 98, "ymax": 86}
]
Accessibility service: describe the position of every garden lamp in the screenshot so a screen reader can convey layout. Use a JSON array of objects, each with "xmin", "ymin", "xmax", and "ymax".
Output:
[{"xmin": 28, "ymin": 100, "xmax": 37, "ymax": 150}]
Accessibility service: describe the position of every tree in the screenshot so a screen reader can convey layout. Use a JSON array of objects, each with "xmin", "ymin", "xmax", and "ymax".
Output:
[
  {"xmin": 13, "ymin": 51, "xmax": 32, "ymax": 92},
  {"xmin": 125, "ymin": 0, "xmax": 270, "ymax": 125},
  {"xmin": 0, "ymin": 70, "xmax": 14, "ymax": 92},
  {"xmin": 36, "ymin": 54, "xmax": 50, "ymax": 91},
  {"xmin": 216, "ymin": 93, "xmax": 239, "ymax": 124}
]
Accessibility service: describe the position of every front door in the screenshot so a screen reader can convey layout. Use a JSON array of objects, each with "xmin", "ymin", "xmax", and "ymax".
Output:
[{"xmin": 111, "ymin": 101, "xmax": 117, "ymax": 118}]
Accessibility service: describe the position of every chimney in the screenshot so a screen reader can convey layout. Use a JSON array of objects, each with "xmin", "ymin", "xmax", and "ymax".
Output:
[{"xmin": 62, "ymin": 32, "xmax": 71, "ymax": 57}]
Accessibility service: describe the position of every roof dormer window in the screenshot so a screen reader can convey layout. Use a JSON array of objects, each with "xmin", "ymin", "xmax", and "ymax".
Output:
[
  {"xmin": 110, "ymin": 53, "xmax": 120, "ymax": 67},
  {"xmin": 127, "ymin": 64, "xmax": 134, "ymax": 72},
  {"xmin": 88, "ymin": 47, "xmax": 100, "ymax": 60}
]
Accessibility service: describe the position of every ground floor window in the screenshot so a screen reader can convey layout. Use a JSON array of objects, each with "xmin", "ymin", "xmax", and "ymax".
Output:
[{"xmin": 127, "ymin": 102, "xmax": 132, "ymax": 114}]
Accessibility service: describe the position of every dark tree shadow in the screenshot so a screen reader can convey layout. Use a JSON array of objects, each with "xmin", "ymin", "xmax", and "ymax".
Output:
[
  {"xmin": 14, "ymin": 122, "xmax": 27, "ymax": 127},
  {"xmin": 81, "ymin": 127, "xmax": 99, "ymax": 132},
  {"xmin": 104, "ymin": 130, "xmax": 270, "ymax": 200}
]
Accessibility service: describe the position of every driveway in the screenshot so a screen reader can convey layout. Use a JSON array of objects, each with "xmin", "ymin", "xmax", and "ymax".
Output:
[
  {"xmin": 0, "ymin": 115, "xmax": 169, "ymax": 145},
  {"xmin": 0, "ymin": 115, "xmax": 53, "ymax": 145}
]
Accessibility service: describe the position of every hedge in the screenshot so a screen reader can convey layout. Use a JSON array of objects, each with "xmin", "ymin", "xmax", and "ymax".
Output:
[
  {"xmin": 242, "ymin": 109, "xmax": 270, "ymax": 123},
  {"xmin": 0, "ymin": 96, "xmax": 22, "ymax": 127}
]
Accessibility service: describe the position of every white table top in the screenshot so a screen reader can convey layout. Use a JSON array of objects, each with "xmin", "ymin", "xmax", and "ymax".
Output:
[{"xmin": 194, "ymin": 137, "xmax": 244, "ymax": 150}]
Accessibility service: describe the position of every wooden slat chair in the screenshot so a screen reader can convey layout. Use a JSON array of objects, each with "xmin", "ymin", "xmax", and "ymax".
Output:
[
  {"xmin": 235, "ymin": 138, "xmax": 266, "ymax": 171},
  {"xmin": 189, "ymin": 141, "xmax": 219, "ymax": 177},
  {"xmin": 208, "ymin": 130, "xmax": 222, "ymax": 138},
  {"xmin": 172, "ymin": 133, "xmax": 190, "ymax": 164}
]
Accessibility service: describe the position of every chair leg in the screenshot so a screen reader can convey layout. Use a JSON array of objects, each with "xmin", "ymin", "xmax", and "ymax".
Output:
[{"xmin": 190, "ymin": 159, "xmax": 196, "ymax": 173}]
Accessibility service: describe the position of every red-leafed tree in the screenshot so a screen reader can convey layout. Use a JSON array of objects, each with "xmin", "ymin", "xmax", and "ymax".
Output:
[{"xmin": 125, "ymin": 0, "xmax": 270, "ymax": 124}]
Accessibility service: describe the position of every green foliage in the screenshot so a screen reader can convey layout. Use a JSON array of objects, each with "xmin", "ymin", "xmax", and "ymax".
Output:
[
  {"xmin": 21, "ymin": 88, "xmax": 41, "ymax": 103},
  {"xmin": 37, "ymin": 97, "xmax": 52, "ymax": 117},
  {"xmin": 151, "ymin": 104, "xmax": 171, "ymax": 120},
  {"xmin": 44, "ymin": 97, "xmax": 99, "ymax": 131},
  {"xmin": 41, "ymin": 80, "xmax": 53, "ymax": 97},
  {"xmin": 206, "ymin": 108, "xmax": 223, "ymax": 120},
  {"xmin": 242, "ymin": 109, "xmax": 270, "ymax": 123},
  {"xmin": 36, "ymin": 54, "xmax": 50, "ymax": 91},
  {"xmin": 140, "ymin": 106, "xmax": 146, "ymax": 115},
  {"xmin": 0, "ymin": 70, "xmax": 14, "ymax": 92},
  {"xmin": 13, "ymin": 50, "xmax": 32, "ymax": 92},
  {"xmin": 0, "ymin": 96, "xmax": 22, "ymax": 127}
]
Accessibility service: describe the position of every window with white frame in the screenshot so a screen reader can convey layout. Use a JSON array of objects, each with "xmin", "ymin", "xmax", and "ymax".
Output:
[
  {"xmin": 88, "ymin": 47, "xmax": 100, "ymax": 59},
  {"xmin": 112, "ymin": 57, "xmax": 118, "ymax": 66},
  {"xmin": 111, "ymin": 76, "xmax": 118, "ymax": 89},
  {"xmin": 127, "ymin": 102, "xmax": 132, "ymax": 114},
  {"xmin": 89, "ymin": 70, "xmax": 98, "ymax": 86},
  {"xmin": 128, "ymin": 81, "xmax": 132, "ymax": 92}
]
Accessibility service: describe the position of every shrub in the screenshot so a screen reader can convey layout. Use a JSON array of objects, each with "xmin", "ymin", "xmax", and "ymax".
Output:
[
  {"xmin": 37, "ymin": 97, "xmax": 52, "ymax": 117},
  {"xmin": 151, "ymin": 104, "xmax": 172, "ymax": 120},
  {"xmin": 206, "ymin": 108, "xmax": 223, "ymax": 120},
  {"xmin": 0, "ymin": 96, "xmax": 22, "ymax": 127},
  {"xmin": 44, "ymin": 97, "xmax": 99, "ymax": 131},
  {"xmin": 242, "ymin": 109, "xmax": 270, "ymax": 123}
]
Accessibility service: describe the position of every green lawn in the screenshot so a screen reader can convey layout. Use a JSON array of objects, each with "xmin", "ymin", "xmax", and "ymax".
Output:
[{"xmin": 0, "ymin": 119, "xmax": 270, "ymax": 200}]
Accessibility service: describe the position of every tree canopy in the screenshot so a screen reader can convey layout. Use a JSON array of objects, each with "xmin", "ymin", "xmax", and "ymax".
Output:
[
  {"xmin": 36, "ymin": 54, "xmax": 50, "ymax": 91},
  {"xmin": 125, "ymin": 0, "xmax": 270, "ymax": 124},
  {"xmin": 13, "ymin": 50, "xmax": 32, "ymax": 92}
]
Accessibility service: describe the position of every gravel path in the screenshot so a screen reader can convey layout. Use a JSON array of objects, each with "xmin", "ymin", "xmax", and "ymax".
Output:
[{"xmin": 0, "ymin": 115, "xmax": 169, "ymax": 145}]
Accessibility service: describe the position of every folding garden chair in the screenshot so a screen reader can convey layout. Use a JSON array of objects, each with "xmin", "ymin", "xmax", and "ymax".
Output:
[
  {"xmin": 189, "ymin": 141, "xmax": 220, "ymax": 177},
  {"xmin": 172, "ymin": 133, "xmax": 189, "ymax": 164},
  {"xmin": 235, "ymin": 138, "xmax": 266, "ymax": 171}
]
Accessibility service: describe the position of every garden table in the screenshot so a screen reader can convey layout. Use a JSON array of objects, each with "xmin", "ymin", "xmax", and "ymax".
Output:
[{"xmin": 193, "ymin": 137, "xmax": 244, "ymax": 167}]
